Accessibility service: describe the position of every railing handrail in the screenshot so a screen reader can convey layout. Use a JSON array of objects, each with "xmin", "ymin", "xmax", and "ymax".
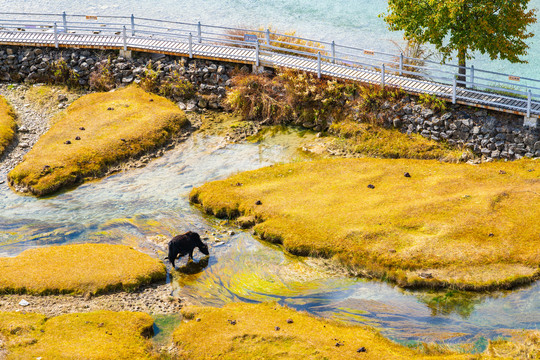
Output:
[{"xmin": 0, "ymin": 12, "xmax": 538, "ymax": 117}]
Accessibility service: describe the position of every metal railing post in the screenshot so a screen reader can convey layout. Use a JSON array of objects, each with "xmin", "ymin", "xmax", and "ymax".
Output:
[
  {"xmin": 399, "ymin": 53, "xmax": 404, "ymax": 76},
  {"xmin": 452, "ymin": 77, "xmax": 457, "ymax": 104},
  {"xmin": 527, "ymin": 90, "xmax": 532, "ymax": 119},
  {"xmin": 381, "ymin": 64, "xmax": 385, "ymax": 87},
  {"xmin": 265, "ymin": 29, "xmax": 270, "ymax": 45},
  {"xmin": 62, "ymin": 11, "xmax": 67, "ymax": 33},
  {"xmin": 317, "ymin": 51, "xmax": 321, "ymax": 79},
  {"xmin": 188, "ymin": 33, "xmax": 193, "ymax": 58},
  {"xmin": 470, "ymin": 65, "xmax": 475, "ymax": 89},
  {"xmin": 255, "ymin": 41, "xmax": 260, "ymax": 67},
  {"xmin": 331, "ymin": 41, "xmax": 335, "ymax": 64},
  {"xmin": 131, "ymin": 14, "xmax": 135, "ymax": 36},
  {"xmin": 53, "ymin": 23, "xmax": 59, "ymax": 49},
  {"xmin": 122, "ymin": 26, "xmax": 127, "ymax": 51},
  {"xmin": 197, "ymin": 21, "xmax": 202, "ymax": 43}
]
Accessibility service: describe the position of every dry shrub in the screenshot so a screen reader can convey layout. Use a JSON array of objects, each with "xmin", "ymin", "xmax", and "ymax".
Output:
[
  {"xmin": 226, "ymin": 26, "xmax": 326, "ymax": 55},
  {"xmin": 48, "ymin": 58, "xmax": 80, "ymax": 88},
  {"xmin": 89, "ymin": 57, "xmax": 116, "ymax": 92},
  {"xmin": 227, "ymin": 68, "xmax": 357, "ymax": 128}
]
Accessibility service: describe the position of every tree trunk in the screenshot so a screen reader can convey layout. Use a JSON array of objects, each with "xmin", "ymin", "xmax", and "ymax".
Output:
[{"xmin": 457, "ymin": 49, "xmax": 467, "ymax": 88}]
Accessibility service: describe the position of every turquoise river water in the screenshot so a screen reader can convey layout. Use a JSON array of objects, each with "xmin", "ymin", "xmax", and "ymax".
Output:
[{"xmin": 0, "ymin": 131, "xmax": 538, "ymax": 350}]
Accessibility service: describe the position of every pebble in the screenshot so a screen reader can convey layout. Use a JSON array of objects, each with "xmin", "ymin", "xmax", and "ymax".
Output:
[
  {"xmin": 357, "ymin": 347, "xmax": 367, "ymax": 353},
  {"xmin": 286, "ymin": 319, "xmax": 293, "ymax": 324},
  {"xmin": 64, "ymin": 140, "xmax": 71, "ymax": 145},
  {"xmin": 255, "ymin": 200, "xmax": 262, "ymax": 205},
  {"xmin": 404, "ymin": 172, "xmax": 411, "ymax": 177},
  {"xmin": 19, "ymin": 299, "xmax": 30, "ymax": 306},
  {"xmin": 107, "ymin": 107, "xmax": 114, "ymax": 111},
  {"xmin": 75, "ymin": 136, "xmax": 81, "ymax": 140},
  {"xmin": 367, "ymin": 184, "xmax": 375, "ymax": 189},
  {"xmin": 79, "ymin": 127, "xmax": 85, "ymax": 131},
  {"xmin": 275, "ymin": 326, "xmax": 280, "ymax": 331},
  {"xmin": 228, "ymin": 319, "xmax": 236, "ymax": 325}
]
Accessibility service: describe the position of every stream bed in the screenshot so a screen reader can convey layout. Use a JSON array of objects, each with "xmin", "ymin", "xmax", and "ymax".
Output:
[{"xmin": 0, "ymin": 131, "xmax": 538, "ymax": 350}]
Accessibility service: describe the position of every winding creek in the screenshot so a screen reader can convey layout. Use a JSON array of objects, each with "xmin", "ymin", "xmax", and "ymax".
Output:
[{"xmin": 0, "ymin": 130, "xmax": 539, "ymax": 351}]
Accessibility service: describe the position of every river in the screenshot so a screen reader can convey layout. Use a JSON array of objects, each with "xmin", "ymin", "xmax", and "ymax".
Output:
[
  {"xmin": 0, "ymin": 0, "xmax": 539, "ymax": 80},
  {"xmin": 0, "ymin": 130, "xmax": 538, "ymax": 350}
]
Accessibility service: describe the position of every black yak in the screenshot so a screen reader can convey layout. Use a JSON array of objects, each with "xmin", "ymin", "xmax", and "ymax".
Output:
[{"xmin": 166, "ymin": 231, "xmax": 209, "ymax": 268}]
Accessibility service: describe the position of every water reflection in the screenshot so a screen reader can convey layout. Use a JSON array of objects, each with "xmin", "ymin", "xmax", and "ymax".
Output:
[{"xmin": 0, "ymin": 133, "xmax": 538, "ymax": 346}]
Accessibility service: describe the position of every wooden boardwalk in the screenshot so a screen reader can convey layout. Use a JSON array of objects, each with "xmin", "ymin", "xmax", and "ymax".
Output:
[{"xmin": 1, "ymin": 30, "xmax": 539, "ymax": 117}]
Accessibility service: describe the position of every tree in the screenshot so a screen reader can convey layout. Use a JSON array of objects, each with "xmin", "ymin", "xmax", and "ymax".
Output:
[{"xmin": 383, "ymin": 0, "xmax": 537, "ymax": 86}]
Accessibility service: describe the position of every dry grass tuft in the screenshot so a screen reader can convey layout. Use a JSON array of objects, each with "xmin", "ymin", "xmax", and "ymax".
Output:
[
  {"xmin": 8, "ymin": 85, "xmax": 188, "ymax": 196},
  {"xmin": 0, "ymin": 244, "xmax": 166, "ymax": 295},
  {"xmin": 0, "ymin": 311, "xmax": 155, "ymax": 359},
  {"xmin": 191, "ymin": 158, "xmax": 540, "ymax": 290},
  {"xmin": 0, "ymin": 95, "xmax": 16, "ymax": 156},
  {"xmin": 173, "ymin": 302, "xmax": 478, "ymax": 359},
  {"xmin": 329, "ymin": 119, "xmax": 465, "ymax": 161}
]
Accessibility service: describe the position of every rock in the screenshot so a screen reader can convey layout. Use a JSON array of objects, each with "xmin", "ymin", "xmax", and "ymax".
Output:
[
  {"xmin": 335, "ymin": 342, "xmax": 344, "ymax": 347},
  {"xmin": 107, "ymin": 107, "xmax": 114, "ymax": 111},
  {"xmin": 19, "ymin": 299, "xmax": 30, "ymax": 306},
  {"xmin": 392, "ymin": 118, "xmax": 401, "ymax": 128},
  {"xmin": 286, "ymin": 319, "xmax": 294, "ymax": 324},
  {"xmin": 255, "ymin": 200, "xmax": 262, "ymax": 205},
  {"xmin": 404, "ymin": 172, "xmax": 411, "ymax": 178},
  {"xmin": 367, "ymin": 184, "xmax": 375, "ymax": 189},
  {"xmin": 18, "ymin": 125, "xmax": 30, "ymax": 133},
  {"xmin": 488, "ymin": 233, "xmax": 494, "ymax": 237},
  {"xmin": 418, "ymin": 272, "xmax": 433, "ymax": 279},
  {"xmin": 228, "ymin": 319, "xmax": 236, "ymax": 325},
  {"xmin": 122, "ymin": 76, "xmax": 134, "ymax": 83},
  {"xmin": 357, "ymin": 347, "xmax": 367, "ymax": 353},
  {"xmin": 79, "ymin": 127, "xmax": 85, "ymax": 131},
  {"xmin": 75, "ymin": 136, "xmax": 81, "ymax": 140},
  {"xmin": 64, "ymin": 140, "xmax": 71, "ymax": 145},
  {"xmin": 177, "ymin": 101, "xmax": 187, "ymax": 110},
  {"xmin": 275, "ymin": 326, "xmax": 280, "ymax": 331}
]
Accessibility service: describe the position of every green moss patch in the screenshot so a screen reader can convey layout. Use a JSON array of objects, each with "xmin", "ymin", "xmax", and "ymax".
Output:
[
  {"xmin": 0, "ymin": 311, "xmax": 155, "ymax": 359},
  {"xmin": 8, "ymin": 85, "xmax": 188, "ymax": 196},
  {"xmin": 190, "ymin": 158, "xmax": 540, "ymax": 290},
  {"xmin": 0, "ymin": 95, "xmax": 16, "ymax": 156},
  {"xmin": 173, "ymin": 302, "xmax": 476, "ymax": 359},
  {"xmin": 0, "ymin": 244, "xmax": 166, "ymax": 295}
]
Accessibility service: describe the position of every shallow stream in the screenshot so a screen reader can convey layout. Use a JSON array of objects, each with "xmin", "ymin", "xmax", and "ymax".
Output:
[{"xmin": 0, "ymin": 131, "xmax": 538, "ymax": 350}]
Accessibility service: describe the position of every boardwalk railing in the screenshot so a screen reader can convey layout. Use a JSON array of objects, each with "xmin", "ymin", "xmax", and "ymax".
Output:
[{"xmin": 0, "ymin": 12, "xmax": 539, "ymax": 118}]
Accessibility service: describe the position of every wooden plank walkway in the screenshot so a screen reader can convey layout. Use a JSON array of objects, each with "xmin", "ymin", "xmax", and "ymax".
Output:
[{"xmin": 1, "ymin": 30, "xmax": 539, "ymax": 117}]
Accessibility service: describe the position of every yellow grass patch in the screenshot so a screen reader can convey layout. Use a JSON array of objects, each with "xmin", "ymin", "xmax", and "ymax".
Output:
[
  {"xmin": 0, "ymin": 95, "xmax": 16, "ymax": 156},
  {"xmin": 8, "ymin": 85, "xmax": 188, "ymax": 196},
  {"xmin": 190, "ymin": 158, "xmax": 540, "ymax": 290},
  {"xmin": 0, "ymin": 311, "xmax": 155, "ymax": 359},
  {"xmin": 0, "ymin": 244, "xmax": 166, "ymax": 295},
  {"xmin": 329, "ymin": 119, "xmax": 466, "ymax": 161},
  {"xmin": 173, "ymin": 302, "xmax": 479, "ymax": 359}
]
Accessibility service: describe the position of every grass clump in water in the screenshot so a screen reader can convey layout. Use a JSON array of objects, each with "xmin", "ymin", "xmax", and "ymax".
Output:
[
  {"xmin": 173, "ymin": 302, "xmax": 482, "ymax": 359},
  {"xmin": 0, "ymin": 95, "xmax": 16, "ymax": 156},
  {"xmin": 0, "ymin": 244, "xmax": 166, "ymax": 295},
  {"xmin": 190, "ymin": 158, "xmax": 540, "ymax": 290},
  {"xmin": 0, "ymin": 311, "xmax": 155, "ymax": 359},
  {"xmin": 8, "ymin": 85, "xmax": 189, "ymax": 196}
]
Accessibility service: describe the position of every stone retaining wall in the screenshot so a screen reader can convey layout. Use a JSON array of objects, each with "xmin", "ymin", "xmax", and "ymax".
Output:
[
  {"xmin": 387, "ymin": 98, "xmax": 540, "ymax": 161},
  {"xmin": 0, "ymin": 45, "xmax": 539, "ymax": 161},
  {"xmin": 0, "ymin": 46, "xmax": 242, "ymax": 111}
]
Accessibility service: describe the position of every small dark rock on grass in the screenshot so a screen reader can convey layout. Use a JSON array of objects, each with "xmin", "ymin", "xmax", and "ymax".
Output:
[
  {"xmin": 64, "ymin": 140, "xmax": 71, "ymax": 145},
  {"xmin": 255, "ymin": 200, "xmax": 262, "ymax": 205},
  {"xmin": 404, "ymin": 172, "xmax": 411, "ymax": 177},
  {"xmin": 367, "ymin": 184, "xmax": 375, "ymax": 189},
  {"xmin": 357, "ymin": 347, "xmax": 367, "ymax": 353}
]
